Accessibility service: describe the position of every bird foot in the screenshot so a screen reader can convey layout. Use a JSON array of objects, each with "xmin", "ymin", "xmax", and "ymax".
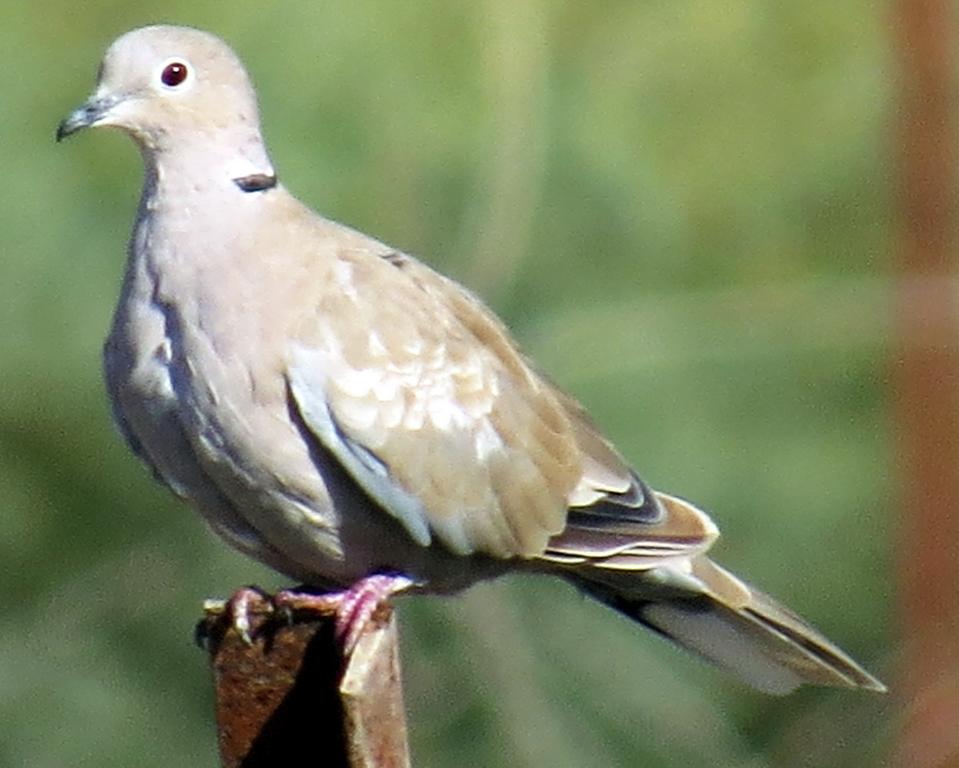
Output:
[
  {"xmin": 200, "ymin": 576, "xmax": 415, "ymax": 654},
  {"xmin": 220, "ymin": 585, "xmax": 274, "ymax": 645},
  {"xmin": 274, "ymin": 574, "xmax": 416, "ymax": 656}
]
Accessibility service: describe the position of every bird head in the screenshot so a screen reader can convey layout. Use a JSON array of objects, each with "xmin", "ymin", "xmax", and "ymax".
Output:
[{"xmin": 57, "ymin": 25, "xmax": 264, "ymax": 155}]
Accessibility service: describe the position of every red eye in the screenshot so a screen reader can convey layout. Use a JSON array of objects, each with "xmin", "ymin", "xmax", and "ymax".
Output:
[{"xmin": 161, "ymin": 61, "xmax": 189, "ymax": 87}]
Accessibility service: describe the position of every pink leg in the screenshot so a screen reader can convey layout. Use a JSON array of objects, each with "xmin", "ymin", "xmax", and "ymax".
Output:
[{"xmin": 274, "ymin": 574, "xmax": 416, "ymax": 655}]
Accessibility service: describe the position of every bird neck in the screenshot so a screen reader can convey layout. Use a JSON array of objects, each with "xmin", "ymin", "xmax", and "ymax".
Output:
[{"xmin": 138, "ymin": 132, "xmax": 276, "ymax": 199}]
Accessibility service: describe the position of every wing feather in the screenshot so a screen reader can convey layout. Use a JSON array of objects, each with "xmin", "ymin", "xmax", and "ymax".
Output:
[
  {"xmin": 289, "ymin": 249, "xmax": 584, "ymax": 557},
  {"xmin": 288, "ymin": 246, "xmax": 718, "ymax": 566}
]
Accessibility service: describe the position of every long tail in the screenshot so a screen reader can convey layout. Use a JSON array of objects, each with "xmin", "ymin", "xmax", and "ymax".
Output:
[{"xmin": 568, "ymin": 554, "xmax": 885, "ymax": 694}]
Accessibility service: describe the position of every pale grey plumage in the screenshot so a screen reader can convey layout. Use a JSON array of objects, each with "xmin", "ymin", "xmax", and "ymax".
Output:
[{"xmin": 58, "ymin": 25, "xmax": 884, "ymax": 694}]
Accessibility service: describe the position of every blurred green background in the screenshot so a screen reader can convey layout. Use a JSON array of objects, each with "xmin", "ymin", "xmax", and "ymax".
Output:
[{"xmin": 3, "ymin": 2, "xmax": 895, "ymax": 766}]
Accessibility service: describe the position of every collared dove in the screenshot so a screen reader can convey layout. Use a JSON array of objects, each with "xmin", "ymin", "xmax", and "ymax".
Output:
[{"xmin": 58, "ymin": 25, "xmax": 883, "ymax": 694}]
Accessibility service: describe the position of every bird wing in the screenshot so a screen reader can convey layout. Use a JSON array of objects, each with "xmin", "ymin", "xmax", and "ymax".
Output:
[{"xmin": 287, "ymin": 246, "xmax": 716, "ymax": 561}]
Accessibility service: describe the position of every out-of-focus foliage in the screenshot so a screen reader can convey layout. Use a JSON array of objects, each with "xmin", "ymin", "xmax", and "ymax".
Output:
[{"xmin": 2, "ymin": 2, "xmax": 893, "ymax": 766}]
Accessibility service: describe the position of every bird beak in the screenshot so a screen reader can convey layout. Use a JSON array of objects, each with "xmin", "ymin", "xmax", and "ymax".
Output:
[{"xmin": 56, "ymin": 93, "xmax": 118, "ymax": 142}]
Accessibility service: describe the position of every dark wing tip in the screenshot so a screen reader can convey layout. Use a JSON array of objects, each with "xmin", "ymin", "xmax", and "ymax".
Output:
[{"xmin": 573, "ymin": 470, "xmax": 664, "ymax": 527}]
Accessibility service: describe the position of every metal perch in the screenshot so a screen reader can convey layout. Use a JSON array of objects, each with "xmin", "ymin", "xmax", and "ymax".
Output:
[{"xmin": 199, "ymin": 592, "xmax": 411, "ymax": 768}]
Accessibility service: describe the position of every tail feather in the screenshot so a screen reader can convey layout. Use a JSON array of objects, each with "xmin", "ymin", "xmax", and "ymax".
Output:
[
  {"xmin": 570, "ymin": 556, "xmax": 885, "ymax": 695},
  {"xmin": 551, "ymin": 489, "xmax": 884, "ymax": 693}
]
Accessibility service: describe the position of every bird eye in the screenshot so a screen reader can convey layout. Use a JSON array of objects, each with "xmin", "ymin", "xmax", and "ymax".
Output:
[{"xmin": 160, "ymin": 60, "xmax": 190, "ymax": 88}]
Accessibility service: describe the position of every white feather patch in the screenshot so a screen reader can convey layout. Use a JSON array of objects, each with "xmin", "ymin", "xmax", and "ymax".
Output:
[{"xmin": 288, "ymin": 344, "xmax": 433, "ymax": 547}]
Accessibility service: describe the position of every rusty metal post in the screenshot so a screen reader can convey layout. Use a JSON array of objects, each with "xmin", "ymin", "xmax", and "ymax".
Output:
[{"xmin": 199, "ymin": 593, "xmax": 411, "ymax": 768}]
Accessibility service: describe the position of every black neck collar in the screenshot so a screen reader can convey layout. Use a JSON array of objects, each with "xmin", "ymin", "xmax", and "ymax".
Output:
[{"xmin": 233, "ymin": 173, "xmax": 278, "ymax": 193}]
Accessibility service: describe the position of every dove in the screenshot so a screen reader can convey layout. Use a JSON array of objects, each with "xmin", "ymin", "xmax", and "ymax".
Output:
[{"xmin": 57, "ymin": 24, "xmax": 883, "ymax": 694}]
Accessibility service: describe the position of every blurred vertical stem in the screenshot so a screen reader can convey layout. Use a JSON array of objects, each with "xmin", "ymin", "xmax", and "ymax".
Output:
[
  {"xmin": 892, "ymin": 1, "xmax": 959, "ymax": 766},
  {"xmin": 459, "ymin": 0, "xmax": 548, "ymax": 299}
]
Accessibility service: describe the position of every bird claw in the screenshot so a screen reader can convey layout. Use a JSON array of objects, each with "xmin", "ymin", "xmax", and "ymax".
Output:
[
  {"xmin": 334, "ymin": 573, "xmax": 416, "ymax": 654},
  {"xmin": 215, "ymin": 585, "xmax": 273, "ymax": 645},
  {"xmin": 200, "ymin": 577, "xmax": 416, "ymax": 654},
  {"xmin": 275, "ymin": 574, "xmax": 416, "ymax": 656}
]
